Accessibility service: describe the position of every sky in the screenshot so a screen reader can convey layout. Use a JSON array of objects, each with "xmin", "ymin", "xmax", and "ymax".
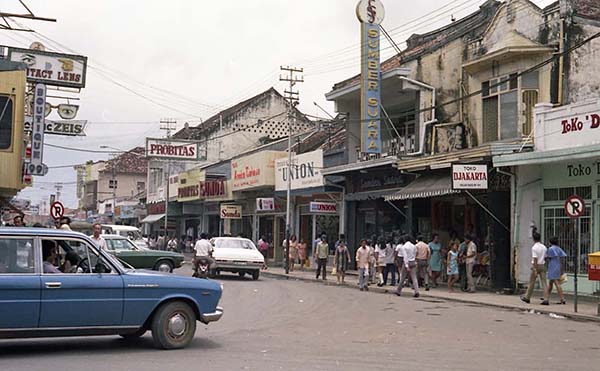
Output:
[{"xmin": 1, "ymin": 0, "xmax": 556, "ymax": 209}]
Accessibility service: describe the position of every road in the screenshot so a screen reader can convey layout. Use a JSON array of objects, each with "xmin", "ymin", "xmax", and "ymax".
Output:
[{"xmin": 1, "ymin": 266, "xmax": 599, "ymax": 371}]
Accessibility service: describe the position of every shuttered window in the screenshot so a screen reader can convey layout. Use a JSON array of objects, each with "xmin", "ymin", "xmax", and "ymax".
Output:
[
  {"xmin": 482, "ymin": 96, "xmax": 498, "ymax": 142},
  {"xmin": 0, "ymin": 95, "xmax": 14, "ymax": 150},
  {"xmin": 522, "ymin": 90, "xmax": 539, "ymax": 136}
]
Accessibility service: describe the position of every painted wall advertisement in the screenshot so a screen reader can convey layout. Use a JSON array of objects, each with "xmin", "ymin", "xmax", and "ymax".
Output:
[
  {"xmin": 452, "ymin": 164, "xmax": 488, "ymax": 190},
  {"xmin": 357, "ymin": 0, "xmax": 385, "ymax": 154},
  {"xmin": 231, "ymin": 151, "xmax": 286, "ymax": 191},
  {"xmin": 275, "ymin": 149, "xmax": 324, "ymax": 191},
  {"xmin": 220, "ymin": 204, "xmax": 242, "ymax": 219}
]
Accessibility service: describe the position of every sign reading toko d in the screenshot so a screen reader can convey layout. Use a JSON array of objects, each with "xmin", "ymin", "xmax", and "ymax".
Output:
[
  {"xmin": 357, "ymin": 0, "xmax": 384, "ymax": 154},
  {"xmin": 145, "ymin": 138, "xmax": 203, "ymax": 160},
  {"xmin": 30, "ymin": 83, "xmax": 46, "ymax": 167},
  {"xmin": 452, "ymin": 164, "xmax": 488, "ymax": 190}
]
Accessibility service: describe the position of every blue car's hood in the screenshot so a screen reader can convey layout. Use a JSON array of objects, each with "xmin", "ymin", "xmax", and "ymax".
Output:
[{"xmin": 122, "ymin": 269, "xmax": 222, "ymax": 291}]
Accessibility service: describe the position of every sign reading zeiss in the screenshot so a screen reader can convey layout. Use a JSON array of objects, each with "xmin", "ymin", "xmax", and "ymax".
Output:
[{"xmin": 357, "ymin": 0, "xmax": 384, "ymax": 154}]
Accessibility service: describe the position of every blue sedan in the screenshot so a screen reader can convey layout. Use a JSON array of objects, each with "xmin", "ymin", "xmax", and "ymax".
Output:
[{"xmin": 0, "ymin": 228, "xmax": 223, "ymax": 349}]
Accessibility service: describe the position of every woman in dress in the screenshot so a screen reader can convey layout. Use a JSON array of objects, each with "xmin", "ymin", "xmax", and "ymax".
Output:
[
  {"xmin": 542, "ymin": 237, "xmax": 567, "ymax": 305},
  {"xmin": 375, "ymin": 237, "xmax": 387, "ymax": 286},
  {"xmin": 334, "ymin": 240, "xmax": 351, "ymax": 284},
  {"xmin": 447, "ymin": 242, "xmax": 459, "ymax": 292},
  {"xmin": 297, "ymin": 238, "xmax": 307, "ymax": 271},
  {"xmin": 428, "ymin": 234, "xmax": 443, "ymax": 287}
]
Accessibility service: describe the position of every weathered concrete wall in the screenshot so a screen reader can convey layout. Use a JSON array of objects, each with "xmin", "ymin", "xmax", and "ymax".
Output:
[
  {"xmin": 515, "ymin": 164, "xmax": 542, "ymax": 284},
  {"xmin": 564, "ymin": 22, "xmax": 600, "ymax": 103}
]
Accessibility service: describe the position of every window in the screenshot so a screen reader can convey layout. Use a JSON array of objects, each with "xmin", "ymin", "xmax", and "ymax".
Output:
[
  {"xmin": 481, "ymin": 71, "xmax": 537, "ymax": 142},
  {"xmin": 109, "ymin": 179, "xmax": 118, "ymax": 189},
  {"xmin": 47, "ymin": 239, "xmax": 114, "ymax": 274},
  {"xmin": 0, "ymin": 95, "xmax": 14, "ymax": 150},
  {"xmin": 544, "ymin": 186, "xmax": 592, "ymax": 201},
  {"xmin": 137, "ymin": 181, "xmax": 145, "ymax": 192},
  {"xmin": 542, "ymin": 207, "xmax": 591, "ymax": 274},
  {"xmin": 108, "ymin": 238, "xmax": 136, "ymax": 251},
  {"xmin": 0, "ymin": 237, "xmax": 34, "ymax": 273}
]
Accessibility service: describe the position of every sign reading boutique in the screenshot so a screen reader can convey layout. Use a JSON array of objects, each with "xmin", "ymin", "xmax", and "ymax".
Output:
[
  {"xmin": 232, "ymin": 151, "xmax": 285, "ymax": 191},
  {"xmin": 275, "ymin": 149, "xmax": 324, "ymax": 191}
]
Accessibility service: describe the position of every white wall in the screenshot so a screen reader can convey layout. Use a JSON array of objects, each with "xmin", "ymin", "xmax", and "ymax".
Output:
[{"xmin": 515, "ymin": 165, "xmax": 542, "ymax": 283}]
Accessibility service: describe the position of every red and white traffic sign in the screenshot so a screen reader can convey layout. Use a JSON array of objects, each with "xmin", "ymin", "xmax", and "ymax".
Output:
[
  {"xmin": 50, "ymin": 201, "xmax": 65, "ymax": 220},
  {"xmin": 565, "ymin": 195, "xmax": 585, "ymax": 218}
]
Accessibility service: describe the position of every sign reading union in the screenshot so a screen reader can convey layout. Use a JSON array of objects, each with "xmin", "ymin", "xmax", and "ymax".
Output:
[
  {"xmin": 275, "ymin": 149, "xmax": 324, "ymax": 191},
  {"xmin": 309, "ymin": 201, "xmax": 338, "ymax": 214},
  {"xmin": 452, "ymin": 164, "xmax": 488, "ymax": 190},
  {"xmin": 357, "ymin": 0, "xmax": 384, "ymax": 154},
  {"xmin": 146, "ymin": 138, "xmax": 202, "ymax": 160},
  {"xmin": 220, "ymin": 204, "xmax": 242, "ymax": 219}
]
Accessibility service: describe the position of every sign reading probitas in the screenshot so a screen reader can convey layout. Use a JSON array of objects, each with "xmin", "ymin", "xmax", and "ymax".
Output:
[
  {"xmin": 146, "ymin": 138, "xmax": 203, "ymax": 160},
  {"xmin": 8, "ymin": 47, "xmax": 87, "ymax": 89},
  {"xmin": 220, "ymin": 204, "xmax": 242, "ymax": 219}
]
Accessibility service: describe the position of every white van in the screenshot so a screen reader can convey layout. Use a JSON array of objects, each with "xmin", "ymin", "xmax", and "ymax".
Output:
[{"xmin": 101, "ymin": 224, "xmax": 148, "ymax": 249}]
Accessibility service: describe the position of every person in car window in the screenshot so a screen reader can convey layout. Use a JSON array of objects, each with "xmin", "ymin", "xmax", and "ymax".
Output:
[
  {"xmin": 42, "ymin": 240, "xmax": 61, "ymax": 273},
  {"xmin": 61, "ymin": 251, "xmax": 83, "ymax": 273}
]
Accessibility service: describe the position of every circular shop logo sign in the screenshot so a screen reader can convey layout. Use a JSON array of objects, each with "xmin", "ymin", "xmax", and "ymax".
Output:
[{"xmin": 356, "ymin": 0, "xmax": 385, "ymax": 25}]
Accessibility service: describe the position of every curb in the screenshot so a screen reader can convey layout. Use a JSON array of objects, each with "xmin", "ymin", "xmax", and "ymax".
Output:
[{"xmin": 262, "ymin": 271, "xmax": 600, "ymax": 324}]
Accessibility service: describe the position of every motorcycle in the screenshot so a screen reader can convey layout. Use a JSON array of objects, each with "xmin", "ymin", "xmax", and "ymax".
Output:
[{"xmin": 193, "ymin": 256, "xmax": 211, "ymax": 279}]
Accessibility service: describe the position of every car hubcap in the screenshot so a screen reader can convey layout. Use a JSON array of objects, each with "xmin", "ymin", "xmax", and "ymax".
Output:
[
  {"xmin": 167, "ymin": 313, "xmax": 187, "ymax": 338},
  {"xmin": 158, "ymin": 264, "xmax": 170, "ymax": 272}
]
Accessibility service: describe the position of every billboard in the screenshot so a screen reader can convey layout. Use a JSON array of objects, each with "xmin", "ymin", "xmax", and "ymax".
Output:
[
  {"xmin": 146, "ymin": 138, "xmax": 203, "ymax": 160},
  {"xmin": 275, "ymin": 149, "xmax": 324, "ymax": 191}
]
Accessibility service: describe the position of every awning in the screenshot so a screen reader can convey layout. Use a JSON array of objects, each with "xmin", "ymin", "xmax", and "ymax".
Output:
[
  {"xmin": 385, "ymin": 174, "xmax": 459, "ymax": 201},
  {"xmin": 346, "ymin": 187, "xmax": 406, "ymax": 201},
  {"xmin": 493, "ymin": 143, "xmax": 600, "ymax": 167},
  {"xmin": 140, "ymin": 213, "xmax": 165, "ymax": 224}
]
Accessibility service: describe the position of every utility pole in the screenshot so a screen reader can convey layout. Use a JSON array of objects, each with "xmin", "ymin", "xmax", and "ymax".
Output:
[
  {"xmin": 160, "ymin": 118, "xmax": 177, "ymax": 238},
  {"xmin": 280, "ymin": 66, "xmax": 303, "ymax": 275},
  {"xmin": 54, "ymin": 183, "xmax": 63, "ymax": 202},
  {"xmin": 111, "ymin": 161, "xmax": 116, "ymax": 223}
]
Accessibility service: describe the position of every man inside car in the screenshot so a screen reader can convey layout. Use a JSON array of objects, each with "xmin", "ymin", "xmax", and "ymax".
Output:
[{"xmin": 42, "ymin": 240, "xmax": 61, "ymax": 273}]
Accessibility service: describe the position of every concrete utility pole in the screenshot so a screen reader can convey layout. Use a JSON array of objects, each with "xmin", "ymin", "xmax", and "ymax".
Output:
[
  {"xmin": 280, "ymin": 66, "xmax": 303, "ymax": 275},
  {"xmin": 160, "ymin": 118, "xmax": 177, "ymax": 238}
]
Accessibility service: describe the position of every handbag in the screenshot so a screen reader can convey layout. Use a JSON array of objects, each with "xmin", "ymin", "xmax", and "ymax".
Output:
[
  {"xmin": 559, "ymin": 273, "xmax": 568, "ymax": 284},
  {"xmin": 331, "ymin": 267, "xmax": 337, "ymax": 276}
]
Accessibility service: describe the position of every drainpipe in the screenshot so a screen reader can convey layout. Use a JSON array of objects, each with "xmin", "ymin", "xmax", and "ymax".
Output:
[
  {"xmin": 398, "ymin": 77, "xmax": 437, "ymax": 157},
  {"xmin": 557, "ymin": 18, "xmax": 565, "ymax": 106}
]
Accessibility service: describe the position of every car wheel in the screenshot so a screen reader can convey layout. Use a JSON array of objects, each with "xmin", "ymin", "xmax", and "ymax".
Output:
[
  {"xmin": 251, "ymin": 270, "xmax": 259, "ymax": 280},
  {"xmin": 119, "ymin": 327, "xmax": 146, "ymax": 339},
  {"xmin": 238, "ymin": 271, "xmax": 245, "ymax": 278},
  {"xmin": 155, "ymin": 260, "xmax": 173, "ymax": 273},
  {"xmin": 151, "ymin": 301, "xmax": 196, "ymax": 350}
]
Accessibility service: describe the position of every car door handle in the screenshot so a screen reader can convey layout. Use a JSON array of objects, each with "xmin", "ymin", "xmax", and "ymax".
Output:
[{"xmin": 45, "ymin": 282, "xmax": 62, "ymax": 289}]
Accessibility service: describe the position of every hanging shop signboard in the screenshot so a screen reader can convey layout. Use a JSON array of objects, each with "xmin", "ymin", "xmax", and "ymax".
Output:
[
  {"xmin": 146, "ymin": 138, "xmax": 203, "ymax": 161},
  {"xmin": 231, "ymin": 151, "xmax": 286, "ymax": 191},
  {"xmin": 220, "ymin": 204, "xmax": 242, "ymax": 219},
  {"xmin": 24, "ymin": 116, "xmax": 87, "ymax": 136},
  {"xmin": 451, "ymin": 164, "xmax": 488, "ymax": 190},
  {"xmin": 8, "ymin": 47, "xmax": 88, "ymax": 89},
  {"xmin": 256, "ymin": 198, "xmax": 275, "ymax": 212},
  {"xmin": 275, "ymin": 149, "xmax": 324, "ymax": 191},
  {"xmin": 309, "ymin": 201, "xmax": 338, "ymax": 214},
  {"xmin": 357, "ymin": 0, "xmax": 385, "ymax": 154}
]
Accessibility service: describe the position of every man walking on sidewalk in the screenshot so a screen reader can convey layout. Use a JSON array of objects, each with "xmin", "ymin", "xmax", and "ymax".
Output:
[
  {"xmin": 356, "ymin": 239, "xmax": 371, "ymax": 291},
  {"xmin": 315, "ymin": 234, "xmax": 329, "ymax": 281},
  {"xmin": 396, "ymin": 235, "xmax": 419, "ymax": 298},
  {"xmin": 464, "ymin": 234, "xmax": 478, "ymax": 293},
  {"xmin": 521, "ymin": 231, "xmax": 548, "ymax": 304},
  {"xmin": 415, "ymin": 235, "xmax": 431, "ymax": 291}
]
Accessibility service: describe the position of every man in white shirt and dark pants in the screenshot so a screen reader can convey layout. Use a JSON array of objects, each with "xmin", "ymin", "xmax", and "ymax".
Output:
[
  {"xmin": 194, "ymin": 233, "xmax": 215, "ymax": 272},
  {"xmin": 521, "ymin": 231, "xmax": 548, "ymax": 303},
  {"xmin": 90, "ymin": 223, "xmax": 108, "ymax": 250},
  {"xmin": 396, "ymin": 235, "xmax": 420, "ymax": 298}
]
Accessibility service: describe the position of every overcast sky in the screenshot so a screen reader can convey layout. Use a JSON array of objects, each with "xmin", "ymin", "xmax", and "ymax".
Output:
[{"xmin": 1, "ymin": 0, "xmax": 555, "ymax": 209}]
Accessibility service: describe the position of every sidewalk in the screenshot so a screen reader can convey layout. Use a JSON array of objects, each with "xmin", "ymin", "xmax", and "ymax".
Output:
[{"xmin": 262, "ymin": 266, "xmax": 600, "ymax": 323}]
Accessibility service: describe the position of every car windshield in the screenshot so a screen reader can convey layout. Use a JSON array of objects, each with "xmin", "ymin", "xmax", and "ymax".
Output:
[
  {"xmin": 119, "ymin": 230, "xmax": 143, "ymax": 240},
  {"xmin": 109, "ymin": 238, "xmax": 137, "ymax": 251},
  {"xmin": 214, "ymin": 239, "xmax": 256, "ymax": 250}
]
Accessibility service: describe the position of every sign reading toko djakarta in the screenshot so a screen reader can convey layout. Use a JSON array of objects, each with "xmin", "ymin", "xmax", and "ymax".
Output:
[
  {"xmin": 452, "ymin": 164, "xmax": 488, "ymax": 190},
  {"xmin": 357, "ymin": 0, "xmax": 384, "ymax": 154},
  {"xmin": 146, "ymin": 138, "xmax": 203, "ymax": 160}
]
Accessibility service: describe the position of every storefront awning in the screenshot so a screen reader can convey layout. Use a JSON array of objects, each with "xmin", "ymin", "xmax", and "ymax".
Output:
[
  {"xmin": 346, "ymin": 187, "xmax": 406, "ymax": 201},
  {"xmin": 493, "ymin": 143, "xmax": 600, "ymax": 167},
  {"xmin": 384, "ymin": 174, "xmax": 459, "ymax": 201},
  {"xmin": 140, "ymin": 213, "xmax": 165, "ymax": 224}
]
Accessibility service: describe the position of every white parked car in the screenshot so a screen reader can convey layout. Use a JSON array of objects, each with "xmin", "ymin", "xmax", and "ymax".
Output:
[
  {"xmin": 210, "ymin": 237, "xmax": 264, "ymax": 280},
  {"xmin": 101, "ymin": 224, "xmax": 148, "ymax": 249}
]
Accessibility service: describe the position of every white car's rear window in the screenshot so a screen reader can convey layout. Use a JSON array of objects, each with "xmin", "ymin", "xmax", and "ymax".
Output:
[{"xmin": 214, "ymin": 239, "xmax": 256, "ymax": 250}]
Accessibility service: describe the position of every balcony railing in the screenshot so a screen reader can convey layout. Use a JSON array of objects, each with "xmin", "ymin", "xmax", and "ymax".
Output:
[{"xmin": 355, "ymin": 134, "xmax": 417, "ymax": 162}]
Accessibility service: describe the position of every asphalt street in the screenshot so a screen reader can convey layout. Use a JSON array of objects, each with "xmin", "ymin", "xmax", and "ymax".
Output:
[{"xmin": 1, "ymin": 266, "xmax": 599, "ymax": 371}]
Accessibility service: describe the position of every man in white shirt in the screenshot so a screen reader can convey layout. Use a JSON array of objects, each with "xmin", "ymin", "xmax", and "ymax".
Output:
[
  {"xmin": 194, "ymin": 233, "xmax": 215, "ymax": 271},
  {"xmin": 396, "ymin": 235, "xmax": 419, "ymax": 297},
  {"xmin": 90, "ymin": 223, "xmax": 108, "ymax": 250},
  {"xmin": 521, "ymin": 231, "xmax": 548, "ymax": 303},
  {"xmin": 464, "ymin": 234, "xmax": 478, "ymax": 293}
]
